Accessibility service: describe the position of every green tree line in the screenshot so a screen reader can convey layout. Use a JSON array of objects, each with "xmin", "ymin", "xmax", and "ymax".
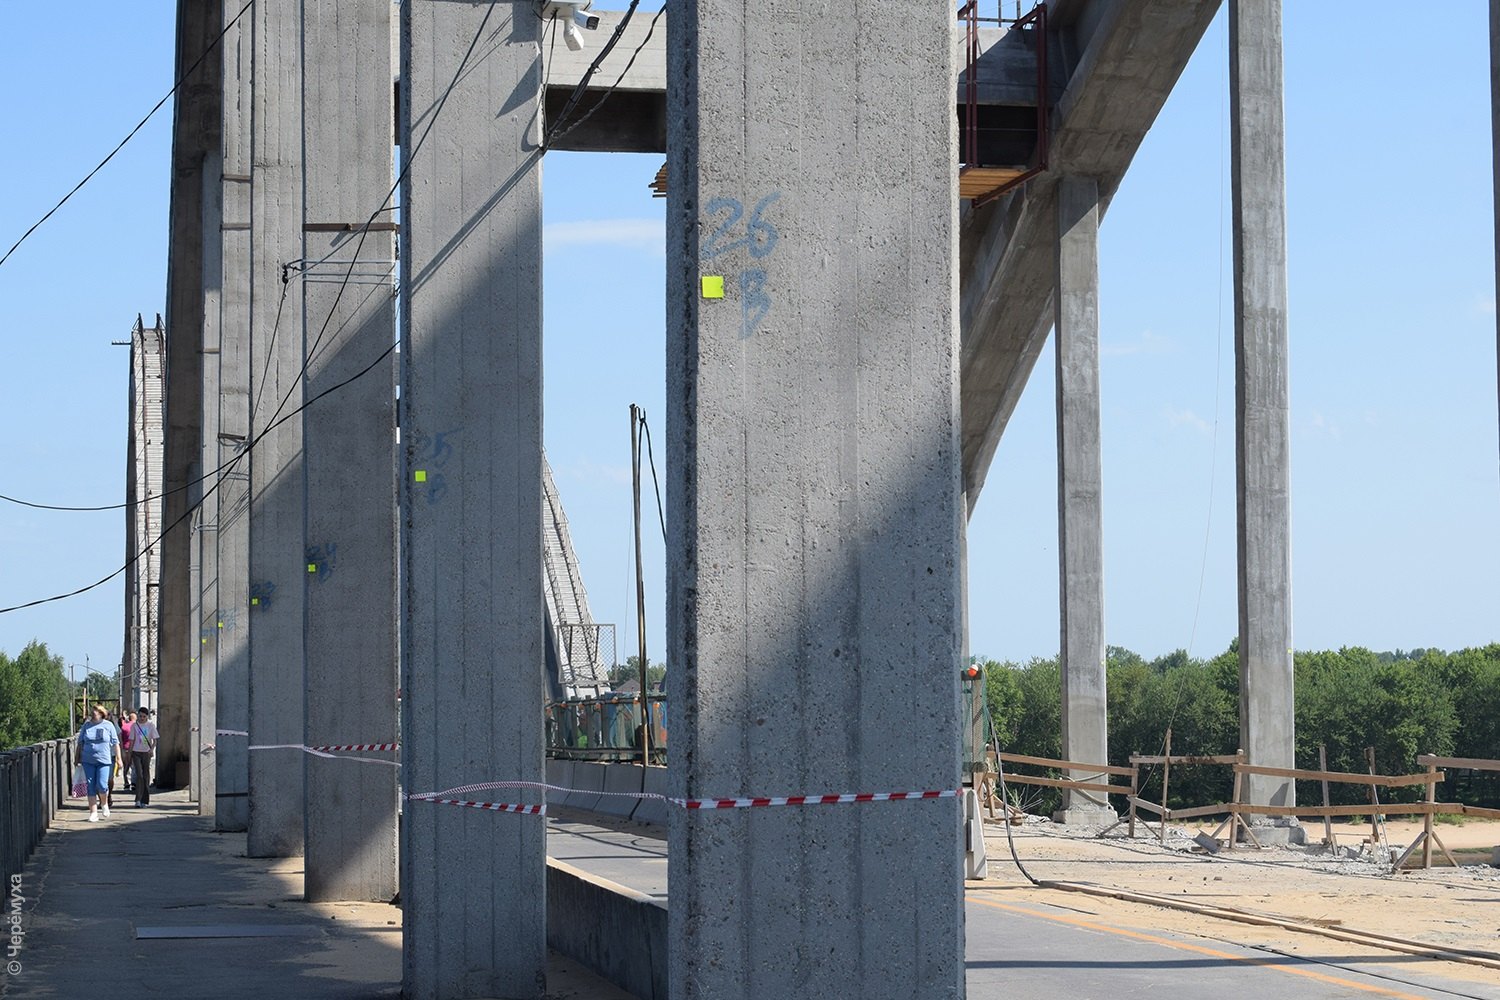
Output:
[
  {"xmin": 0, "ymin": 641, "xmax": 72, "ymax": 749},
  {"xmin": 980, "ymin": 642, "xmax": 1500, "ymax": 811}
]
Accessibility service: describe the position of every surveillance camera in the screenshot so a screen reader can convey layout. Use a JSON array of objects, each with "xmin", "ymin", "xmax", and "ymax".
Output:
[
  {"xmin": 562, "ymin": 19, "xmax": 585, "ymax": 51},
  {"xmin": 573, "ymin": 6, "xmax": 600, "ymax": 30}
]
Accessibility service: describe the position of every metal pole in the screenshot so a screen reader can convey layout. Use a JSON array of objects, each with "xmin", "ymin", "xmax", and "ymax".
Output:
[{"xmin": 630, "ymin": 405, "xmax": 651, "ymax": 772}]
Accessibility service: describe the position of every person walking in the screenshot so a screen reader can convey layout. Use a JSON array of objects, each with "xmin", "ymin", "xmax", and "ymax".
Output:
[
  {"xmin": 128, "ymin": 707, "xmax": 159, "ymax": 806},
  {"xmin": 120, "ymin": 712, "xmax": 137, "ymax": 792},
  {"xmin": 75, "ymin": 705, "xmax": 122, "ymax": 823}
]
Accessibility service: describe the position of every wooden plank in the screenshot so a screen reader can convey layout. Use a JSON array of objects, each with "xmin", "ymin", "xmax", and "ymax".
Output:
[
  {"xmin": 1128, "ymin": 797, "xmax": 1166, "ymax": 816},
  {"xmin": 1163, "ymin": 802, "xmax": 1236, "ymax": 820},
  {"xmin": 1238, "ymin": 803, "xmax": 1442, "ymax": 818},
  {"xmin": 998, "ymin": 774, "xmax": 1126, "ymax": 795},
  {"xmin": 1417, "ymin": 755, "xmax": 1500, "ymax": 771},
  {"xmin": 1129, "ymin": 754, "xmax": 1240, "ymax": 766},
  {"xmin": 998, "ymin": 752, "xmax": 1135, "ymax": 777},
  {"xmin": 1233, "ymin": 763, "xmax": 1443, "ymax": 788},
  {"xmin": 1460, "ymin": 804, "xmax": 1500, "ymax": 820}
]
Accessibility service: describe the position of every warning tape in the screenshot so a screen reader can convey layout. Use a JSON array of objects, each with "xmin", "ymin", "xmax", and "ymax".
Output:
[
  {"xmin": 402, "ymin": 781, "xmax": 959, "ymax": 817},
  {"xmin": 310, "ymin": 742, "xmax": 399, "ymax": 753}
]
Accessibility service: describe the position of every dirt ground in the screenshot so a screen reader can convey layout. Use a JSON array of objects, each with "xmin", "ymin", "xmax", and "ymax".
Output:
[{"xmin": 978, "ymin": 816, "xmax": 1500, "ymax": 994}]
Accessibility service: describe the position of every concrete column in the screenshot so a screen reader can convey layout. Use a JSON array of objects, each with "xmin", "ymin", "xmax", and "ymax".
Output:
[
  {"xmin": 160, "ymin": 0, "xmax": 225, "ymax": 791},
  {"xmin": 1231, "ymin": 0, "xmax": 1294, "ymax": 809},
  {"xmin": 1492, "ymin": 0, "xmax": 1500, "ymax": 463},
  {"xmin": 1054, "ymin": 175, "xmax": 1111, "ymax": 822},
  {"xmin": 301, "ymin": 0, "xmax": 399, "ymax": 903},
  {"xmin": 194, "ymin": 154, "xmax": 224, "ymax": 805},
  {"xmin": 665, "ymin": 3, "xmax": 964, "ymax": 998},
  {"xmin": 400, "ymin": 3, "xmax": 546, "ymax": 996},
  {"xmin": 247, "ymin": 0, "xmax": 306, "ymax": 858},
  {"xmin": 211, "ymin": 0, "xmax": 254, "ymax": 830}
]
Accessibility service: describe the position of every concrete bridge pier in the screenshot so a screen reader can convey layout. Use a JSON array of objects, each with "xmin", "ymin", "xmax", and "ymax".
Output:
[
  {"xmin": 1231, "ymin": 0, "xmax": 1296, "ymax": 815},
  {"xmin": 666, "ymin": 2, "xmax": 965, "ymax": 998},
  {"xmin": 246, "ymin": 0, "xmax": 307, "ymax": 860},
  {"xmin": 300, "ymin": 0, "xmax": 400, "ymax": 904},
  {"xmin": 210, "ymin": 0, "xmax": 253, "ymax": 832},
  {"xmin": 1054, "ymin": 175, "xmax": 1113, "ymax": 825},
  {"xmin": 399, "ymin": 2, "xmax": 547, "ymax": 996}
]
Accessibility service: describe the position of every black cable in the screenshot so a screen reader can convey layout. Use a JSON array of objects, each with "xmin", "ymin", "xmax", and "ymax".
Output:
[
  {"xmin": 0, "ymin": 2, "xmax": 502, "ymax": 615},
  {"xmin": 544, "ymin": 4, "xmax": 665, "ymax": 150},
  {"xmin": 0, "ymin": 0, "xmax": 256, "ymax": 272},
  {"xmin": 637, "ymin": 413, "xmax": 667, "ymax": 544},
  {"xmin": 1, "ymin": 0, "xmax": 497, "ymax": 517},
  {"xmin": 542, "ymin": 0, "xmax": 645, "ymax": 149}
]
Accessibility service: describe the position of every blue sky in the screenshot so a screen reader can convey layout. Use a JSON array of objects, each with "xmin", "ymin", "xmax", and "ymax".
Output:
[{"xmin": 0, "ymin": 3, "xmax": 1495, "ymax": 684}]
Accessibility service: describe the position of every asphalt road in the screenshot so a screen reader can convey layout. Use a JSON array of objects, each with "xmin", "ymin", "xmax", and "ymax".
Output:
[{"xmin": 545, "ymin": 811, "xmax": 1500, "ymax": 1000}]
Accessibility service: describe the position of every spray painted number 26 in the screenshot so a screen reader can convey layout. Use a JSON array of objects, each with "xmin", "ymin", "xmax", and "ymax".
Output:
[{"xmin": 700, "ymin": 193, "xmax": 781, "ymax": 260}]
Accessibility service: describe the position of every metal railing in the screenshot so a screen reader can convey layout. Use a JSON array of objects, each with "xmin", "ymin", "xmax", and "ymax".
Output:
[
  {"xmin": 546, "ymin": 695, "xmax": 666, "ymax": 763},
  {"xmin": 1, "ymin": 740, "xmax": 71, "ymax": 888}
]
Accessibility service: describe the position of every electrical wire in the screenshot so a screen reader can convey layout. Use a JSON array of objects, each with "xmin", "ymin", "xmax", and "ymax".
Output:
[
  {"xmin": 1, "ymin": 0, "xmax": 498, "ymax": 517},
  {"xmin": 0, "ymin": 2, "xmax": 504, "ymax": 616},
  {"xmin": 544, "ymin": 4, "xmax": 665, "ymax": 150},
  {"xmin": 637, "ymin": 412, "xmax": 667, "ymax": 544},
  {"xmin": 541, "ymin": 0, "xmax": 646, "ymax": 149},
  {"xmin": 0, "ymin": 0, "xmax": 256, "ymax": 272}
]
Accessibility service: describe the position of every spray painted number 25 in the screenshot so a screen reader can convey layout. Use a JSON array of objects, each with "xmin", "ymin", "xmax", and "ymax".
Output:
[{"xmin": 700, "ymin": 193, "xmax": 781, "ymax": 260}]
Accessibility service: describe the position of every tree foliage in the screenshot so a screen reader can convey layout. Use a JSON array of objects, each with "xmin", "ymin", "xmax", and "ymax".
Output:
[
  {"xmin": 0, "ymin": 641, "xmax": 71, "ymax": 750},
  {"xmin": 975, "ymin": 641, "xmax": 1497, "ymax": 812}
]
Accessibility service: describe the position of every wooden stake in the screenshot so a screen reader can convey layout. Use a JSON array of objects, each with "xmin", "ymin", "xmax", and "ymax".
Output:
[
  {"xmin": 1159, "ymin": 728, "xmax": 1172, "ymax": 846},
  {"xmin": 1319, "ymin": 745, "xmax": 1335, "ymax": 848}
]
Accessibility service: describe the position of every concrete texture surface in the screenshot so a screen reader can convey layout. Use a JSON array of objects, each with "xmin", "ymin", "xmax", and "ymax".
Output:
[
  {"xmin": 666, "ymin": 2, "xmax": 964, "ymax": 997},
  {"xmin": 1230, "ymin": 0, "xmax": 1295, "ymax": 807},
  {"xmin": 1054, "ymin": 175, "xmax": 1109, "ymax": 816},
  {"xmin": 2, "ymin": 791, "xmax": 638, "ymax": 1000},
  {"xmin": 547, "ymin": 858, "xmax": 666, "ymax": 1000},
  {"xmin": 300, "ymin": 0, "xmax": 400, "ymax": 905},
  {"xmin": 159, "ymin": 0, "xmax": 225, "ymax": 793},
  {"xmin": 211, "ymin": 0, "xmax": 253, "ymax": 833},
  {"xmin": 193, "ymin": 142, "xmax": 222, "ymax": 808},
  {"xmin": 246, "ymin": 0, "xmax": 307, "ymax": 859},
  {"xmin": 399, "ymin": 2, "xmax": 547, "ymax": 996}
]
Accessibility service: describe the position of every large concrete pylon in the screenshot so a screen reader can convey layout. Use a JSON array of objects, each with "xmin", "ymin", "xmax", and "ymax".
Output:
[
  {"xmin": 1054, "ymin": 175, "xmax": 1112, "ymax": 823},
  {"xmin": 300, "ymin": 0, "xmax": 399, "ymax": 903},
  {"xmin": 246, "ymin": 0, "xmax": 307, "ymax": 858},
  {"xmin": 666, "ymin": 2, "xmax": 965, "ymax": 997},
  {"xmin": 1492, "ymin": 0, "xmax": 1500, "ymax": 463},
  {"xmin": 1231, "ymin": 0, "xmax": 1295, "ymax": 809},
  {"xmin": 399, "ymin": 2, "xmax": 547, "ymax": 996}
]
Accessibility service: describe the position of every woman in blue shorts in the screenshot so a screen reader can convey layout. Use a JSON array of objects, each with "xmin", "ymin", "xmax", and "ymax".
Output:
[{"xmin": 75, "ymin": 705, "xmax": 122, "ymax": 823}]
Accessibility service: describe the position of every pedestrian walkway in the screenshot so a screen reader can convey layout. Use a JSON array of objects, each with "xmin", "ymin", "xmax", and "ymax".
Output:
[{"xmin": 3, "ymin": 790, "xmax": 635, "ymax": 999}]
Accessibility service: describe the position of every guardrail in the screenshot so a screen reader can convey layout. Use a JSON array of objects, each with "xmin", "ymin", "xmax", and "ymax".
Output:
[{"xmin": 1, "ymin": 739, "xmax": 71, "ymax": 888}]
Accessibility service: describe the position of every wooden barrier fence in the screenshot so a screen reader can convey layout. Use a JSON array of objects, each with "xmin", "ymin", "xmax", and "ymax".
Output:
[{"xmin": 977, "ymin": 751, "xmax": 1136, "ymax": 830}]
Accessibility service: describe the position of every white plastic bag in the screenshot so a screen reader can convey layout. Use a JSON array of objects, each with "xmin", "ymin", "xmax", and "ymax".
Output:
[{"xmin": 70, "ymin": 764, "xmax": 86, "ymax": 799}]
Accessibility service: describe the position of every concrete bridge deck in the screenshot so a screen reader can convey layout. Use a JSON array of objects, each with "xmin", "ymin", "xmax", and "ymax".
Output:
[{"xmin": 9, "ymin": 791, "xmax": 1491, "ymax": 1000}]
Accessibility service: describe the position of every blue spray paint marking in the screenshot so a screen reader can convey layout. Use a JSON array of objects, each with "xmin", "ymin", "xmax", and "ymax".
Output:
[
  {"xmin": 306, "ymin": 542, "xmax": 339, "ymax": 581},
  {"xmin": 424, "ymin": 473, "xmax": 449, "ymax": 507},
  {"xmin": 219, "ymin": 607, "xmax": 239, "ymax": 633},
  {"xmin": 740, "ymin": 269, "xmax": 771, "ymax": 339},
  {"xmin": 700, "ymin": 193, "xmax": 782, "ymax": 337},
  {"xmin": 250, "ymin": 581, "xmax": 277, "ymax": 609}
]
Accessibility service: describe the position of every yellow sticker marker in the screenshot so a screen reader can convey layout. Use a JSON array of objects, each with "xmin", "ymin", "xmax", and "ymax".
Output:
[
  {"xmin": 414, "ymin": 469, "xmax": 428, "ymax": 483},
  {"xmin": 201, "ymin": 638, "xmax": 207, "ymax": 645},
  {"xmin": 218, "ymin": 621, "xmax": 224, "ymax": 629},
  {"xmin": 251, "ymin": 598, "xmax": 260, "ymax": 606},
  {"xmin": 307, "ymin": 563, "xmax": 318, "ymax": 573},
  {"xmin": 701, "ymin": 275, "xmax": 725, "ymax": 299}
]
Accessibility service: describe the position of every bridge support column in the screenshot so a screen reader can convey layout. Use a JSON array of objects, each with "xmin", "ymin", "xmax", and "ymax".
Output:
[
  {"xmin": 666, "ymin": 3, "xmax": 964, "ymax": 997},
  {"xmin": 399, "ymin": 2, "xmax": 546, "ymax": 996},
  {"xmin": 301, "ymin": 0, "xmax": 399, "ymax": 904},
  {"xmin": 246, "ymin": 0, "xmax": 306, "ymax": 859},
  {"xmin": 1491, "ymin": 0, "xmax": 1500, "ymax": 462},
  {"xmin": 193, "ymin": 153, "xmax": 222, "ymax": 807},
  {"xmin": 1054, "ymin": 176, "xmax": 1113, "ymax": 824},
  {"xmin": 1231, "ymin": 0, "xmax": 1296, "ymax": 813},
  {"xmin": 211, "ymin": 0, "xmax": 253, "ymax": 831},
  {"xmin": 160, "ymin": 0, "xmax": 224, "ymax": 792}
]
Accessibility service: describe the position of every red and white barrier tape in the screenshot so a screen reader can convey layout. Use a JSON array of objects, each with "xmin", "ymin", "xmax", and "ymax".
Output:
[
  {"xmin": 247, "ymin": 743, "xmax": 401, "ymax": 767},
  {"xmin": 402, "ymin": 780, "xmax": 959, "ymax": 817}
]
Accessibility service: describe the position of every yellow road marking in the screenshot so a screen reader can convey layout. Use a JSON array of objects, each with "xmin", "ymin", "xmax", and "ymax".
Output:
[{"xmin": 967, "ymin": 895, "xmax": 1427, "ymax": 1000}]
